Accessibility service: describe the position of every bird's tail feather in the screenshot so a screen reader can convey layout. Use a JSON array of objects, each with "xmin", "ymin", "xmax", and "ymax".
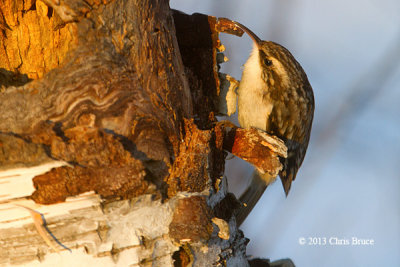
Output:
[{"xmin": 236, "ymin": 171, "xmax": 274, "ymax": 226}]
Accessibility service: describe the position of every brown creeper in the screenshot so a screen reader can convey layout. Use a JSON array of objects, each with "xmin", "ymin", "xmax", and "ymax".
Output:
[{"xmin": 235, "ymin": 22, "xmax": 315, "ymax": 225}]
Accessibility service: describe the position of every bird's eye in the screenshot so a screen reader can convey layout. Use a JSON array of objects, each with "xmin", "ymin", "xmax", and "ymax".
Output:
[
  {"xmin": 264, "ymin": 58, "xmax": 272, "ymax": 66},
  {"xmin": 259, "ymin": 50, "xmax": 273, "ymax": 66}
]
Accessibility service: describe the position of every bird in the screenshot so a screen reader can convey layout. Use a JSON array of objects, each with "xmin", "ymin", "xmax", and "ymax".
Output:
[{"xmin": 234, "ymin": 21, "xmax": 315, "ymax": 225}]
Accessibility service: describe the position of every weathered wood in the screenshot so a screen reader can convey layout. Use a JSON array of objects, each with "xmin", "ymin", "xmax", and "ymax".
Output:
[
  {"xmin": 0, "ymin": 0, "xmax": 193, "ymax": 203},
  {"xmin": 223, "ymin": 126, "xmax": 287, "ymax": 177},
  {"xmin": 0, "ymin": 1, "xmax": 286, "ymax": 266}
]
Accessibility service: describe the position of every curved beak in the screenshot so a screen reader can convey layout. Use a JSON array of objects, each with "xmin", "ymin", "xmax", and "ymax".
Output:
[{"xmin": 234, "ymin": 21, "xmax": 262, "ymax": 48}]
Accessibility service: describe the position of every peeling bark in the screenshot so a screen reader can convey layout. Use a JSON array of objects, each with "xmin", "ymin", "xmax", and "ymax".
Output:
[{"xmin": 0, "ymin": 1, "xmax": 286, "ymax": 266}]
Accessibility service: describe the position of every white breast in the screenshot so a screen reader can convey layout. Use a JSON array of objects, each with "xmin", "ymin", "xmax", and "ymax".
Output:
[{"xmin": 237, "ymin": 45, "xmax": 273, "ymax": 131}]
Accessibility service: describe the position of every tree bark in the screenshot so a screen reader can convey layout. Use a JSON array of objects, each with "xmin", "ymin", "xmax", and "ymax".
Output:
[{"xmin": 0, "ymin": 1, "xmax": 285, "ymax": 266}]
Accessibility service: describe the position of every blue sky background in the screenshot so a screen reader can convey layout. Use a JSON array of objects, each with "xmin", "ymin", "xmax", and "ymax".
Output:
[{"xmin": 171, "ymin": 1, "xmax": 400, "ymax": 266}]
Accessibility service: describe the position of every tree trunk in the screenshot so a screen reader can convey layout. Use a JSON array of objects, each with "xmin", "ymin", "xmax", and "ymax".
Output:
[{"xmin": 0, "ymin": 1, "xmax": 285, "ymax": 266}]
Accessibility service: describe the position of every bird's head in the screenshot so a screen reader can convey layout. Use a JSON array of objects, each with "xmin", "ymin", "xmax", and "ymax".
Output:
[{"xmin": 235, "ymin": 22, "xmax": 308, "ymax": 91}]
